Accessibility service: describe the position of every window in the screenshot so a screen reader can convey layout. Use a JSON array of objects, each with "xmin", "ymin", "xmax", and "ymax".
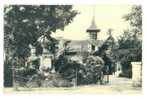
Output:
[{"xmin": 89, "ymin": 32, "xmax": 97, "ymax": 40}]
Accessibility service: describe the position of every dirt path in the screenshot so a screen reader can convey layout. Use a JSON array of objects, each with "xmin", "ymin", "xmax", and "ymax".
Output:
[{"xmin": 4, "ymin": 75, "xmax": 142, "ymax": 94}]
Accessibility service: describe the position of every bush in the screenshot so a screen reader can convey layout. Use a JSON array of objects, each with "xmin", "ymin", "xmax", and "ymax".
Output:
[
  {"xmin": 26, "ymin": 73, "xmax": 72, "ymax": 88},
  {"xmin": 54, "ymin": 54, "xmax": 105, "ymax": 86},
  {"xmin": 77, "ymin": 56, "xmax": 104, "ymax": 85}
]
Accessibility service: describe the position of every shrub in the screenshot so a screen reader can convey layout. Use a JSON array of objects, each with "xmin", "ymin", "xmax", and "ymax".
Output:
[{"xmin": 77, "ymin": 55, "xmax": 104, "ymax": 85}]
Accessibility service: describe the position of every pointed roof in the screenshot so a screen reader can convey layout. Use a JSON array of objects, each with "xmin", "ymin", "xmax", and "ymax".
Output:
[
  {"xmin": 87, "ymin": 16, "xmax": 100, "ymax": 32},
  {"xmin": 89, "ymin": 16, "xmax": 97, "ymax": 29}
]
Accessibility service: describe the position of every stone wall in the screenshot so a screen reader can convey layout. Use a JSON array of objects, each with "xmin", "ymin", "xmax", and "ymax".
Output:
[{"xmin": 131, "ymin": 62, "xmax": 142, "ymax": 87}]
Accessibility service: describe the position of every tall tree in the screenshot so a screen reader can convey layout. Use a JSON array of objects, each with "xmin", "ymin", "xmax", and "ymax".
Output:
[
  {"xmin": 123, "ymin": 6, "xmax": 142, "ymax": 35},
  {"xmin": 115, "ymin": 6, "xmax": 142, "ymax": 77},
  {"xmin": 119, "ymin": 5, "xmax": 142, "ymax": 61},
  {"xmin": 94, "ymin": 28, "xmax": 116, "ymax": 74},
  {"xmin": 4, "ymin": 5, "xmax": 78, "ymax": 86}
]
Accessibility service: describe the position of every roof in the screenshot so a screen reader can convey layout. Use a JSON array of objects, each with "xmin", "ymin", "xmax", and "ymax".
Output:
[
  {"xmin": 86, "ymin": 17, "xmax": 100, "ymax": 32},
  {"xmin": 66, "ymin": 40, "xmax": 89, "ymax": 52},
  {"xmin": 66, "ymin": 40, "xmax": 104, "ymax": 52},
  {"xmin": 89, "ymin": 19, "xmax": 97, "ymax": 29}
]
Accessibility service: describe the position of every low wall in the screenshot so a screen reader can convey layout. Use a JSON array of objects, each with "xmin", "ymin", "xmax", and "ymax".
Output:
[{"xmin": 131, "ymin": 62, "xmax": 142, "ymax": 87}]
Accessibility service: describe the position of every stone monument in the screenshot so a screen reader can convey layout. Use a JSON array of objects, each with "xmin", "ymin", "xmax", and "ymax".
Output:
[{"xmin": 38, "ymin": 35, "xmax": 55, "ymax": 74}]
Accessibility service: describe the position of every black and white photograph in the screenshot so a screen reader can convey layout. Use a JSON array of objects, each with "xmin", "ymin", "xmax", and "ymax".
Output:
[{"xmin": 1, "ymin": 1, "xmax": 144, "ymax": 96}]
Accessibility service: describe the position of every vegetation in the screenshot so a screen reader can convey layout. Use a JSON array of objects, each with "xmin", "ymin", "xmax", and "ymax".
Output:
[
  {"xmin": 54, "ymin": 53, "xmax": 104, "ymax": 86},
  {"xmin": 4, "ymin": 5, "xmax": 78, "ymax": 87},
  {"xmin": 94, "ymin": 29, "xmax": 116, "ymax": 75},
  {"xmin": 78, "ymin": 56, "xmax": 104, "ymax": 85},
  {"xmin": 4, "ymin": 5, "xmax": 142, "ymax": 88},
  {"xmin": 115, "ymin": 6, "xmax": 142, "ymax": 77}
]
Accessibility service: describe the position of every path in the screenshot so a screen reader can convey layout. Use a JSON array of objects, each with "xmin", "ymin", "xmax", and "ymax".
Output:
[{"xmin": 4, "ymin": 75, "xmax": 142, "ymax": 94}]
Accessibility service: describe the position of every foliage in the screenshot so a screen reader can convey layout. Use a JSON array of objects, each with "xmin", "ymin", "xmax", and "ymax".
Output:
[
  {"xmin": 115, "ymin": 6, "xmax": 142, "ymax": 77},
  {"xmin": 26, "ymin": 72, "xmax": 72, "ymax": 88},
  {"xmin": 117, "ymin": 31, "xmax": 142, "ymax": 61},
  {"xmin": 4, "ymin": 61, "xmax": 13, "ymax": 87},
  {"xmin": 54, "ymin": 54, "xmax": 105, "ymax": 85},
  {"xmin": 94, "ymin": 29, "xmax": 116, "ymax": 74},
  {"xmin": 13, "ymin": 66, "xmax": 73, "ymax": 87},
  {"xmin": 119, "ymin": 5, "xmax": 142, "ymax": 61},
  {"xmin": 78, "ymin": 56, "xmax": 104, "ymax": 85},
  {"xmin": 4, "ymin": 5, "xmax": 78, "ymax": 58},
  {"xmin": 55, "ymin": 55, "xmax": 83, "ymax": 81},
  {"xmin": 123, "ymin": 6, "xmax": 142, "ymax": 34},
  {"xmin": 4, "ymin": 5, "xmax": 78, "ymax": 87}
]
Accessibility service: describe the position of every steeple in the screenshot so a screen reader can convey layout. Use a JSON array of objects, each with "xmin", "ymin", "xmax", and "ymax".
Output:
[
  {"xmin": 86, "ymin": 6, "xmax": 101, "ymax": 52},
  {"xmin": 87, "ymin": 6, "xmax": 100, "ymax": 32},
  {"xmin": 86, "ymin": 6, "xmax": 100, "ymax": 40},
  {"xmin": 87, "ymin": 13, "xmax": 100, "ymax": 32}
]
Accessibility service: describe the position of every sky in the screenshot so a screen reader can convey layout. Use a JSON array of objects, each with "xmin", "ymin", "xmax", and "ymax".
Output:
[{"xmin": 51, "ymin": 5, "xmax": 132, "ymax": 40}]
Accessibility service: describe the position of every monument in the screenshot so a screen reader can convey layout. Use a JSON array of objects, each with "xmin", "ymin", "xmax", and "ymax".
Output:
[{"xmin": 38, "ymin": 35, "xmax": 55, "ymax": 75}]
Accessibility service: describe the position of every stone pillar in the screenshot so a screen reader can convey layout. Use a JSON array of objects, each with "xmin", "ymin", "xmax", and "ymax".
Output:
[
  {"xmin": 131, "ymin": 62, "xmax": 142, "ymax": 87},
  {"xmin": 115, "ymin": 62, "xmax": 122, "ymax": 77}
]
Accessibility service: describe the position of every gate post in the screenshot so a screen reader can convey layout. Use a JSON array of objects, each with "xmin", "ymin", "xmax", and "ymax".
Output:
[{"xmin": 131, "ymin": 62, "xmax": 142, "ymax": 87}]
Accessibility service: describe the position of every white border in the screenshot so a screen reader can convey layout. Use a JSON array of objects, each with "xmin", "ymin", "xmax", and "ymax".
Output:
[
  {"xmin": 0, "ymin": 1, "xmax": 4, "ymax": 95},
  {"xmin": 2, "ymin": 0, "xmax": 143, "ymax": 5}
]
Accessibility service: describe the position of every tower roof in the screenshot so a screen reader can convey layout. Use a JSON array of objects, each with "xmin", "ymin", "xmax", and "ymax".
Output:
[
  {"xmin": 87, "ymin": 16, "xmax": 100, "ymax": 32},
  {"xmin": 89, "ymin": 17, "xmax": 97, "ymax": 29}
]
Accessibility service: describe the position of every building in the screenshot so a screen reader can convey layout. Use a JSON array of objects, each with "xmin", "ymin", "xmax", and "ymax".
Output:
[
  {"xmin": 57, "ymin": 16, "xmax": 104, "ymax": 55},
  {"xmin": 86, "ymin": 16, "xmax": 101, "ymax": 52}
]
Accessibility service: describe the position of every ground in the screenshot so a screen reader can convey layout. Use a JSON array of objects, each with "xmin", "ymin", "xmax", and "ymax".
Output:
[{"xmin": 3, "ymin": 75, "xmax": 142, "ymax": 94}]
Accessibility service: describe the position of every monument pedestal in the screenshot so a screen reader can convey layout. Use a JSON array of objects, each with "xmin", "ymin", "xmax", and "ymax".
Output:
[
  {"xmin": 40, "ymin": 53, "xmax": 54, "ymax": 72},
  {"xmin": 38, "ymin": 35, "xmax": 56, "ymax": 74}
]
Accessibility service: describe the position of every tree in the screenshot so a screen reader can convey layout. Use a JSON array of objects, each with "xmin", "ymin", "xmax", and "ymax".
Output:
[
  {"xmin": 4, "ymin": 5, "xmax": 78, "ymax": 87},
  {"xmin": 115, "ymin": 6, "xmax": 142, "ymax": 77},
  {"xmin": 94, "ymin": 29, "xmax": 116, "ymax": 74},
  {"xmin": 119, "ymin": 5, "xmax": 142, "ymax": 61},
  {"xmin": 123, "ymin": 6, "xmax": 142, "ymax": 35}
]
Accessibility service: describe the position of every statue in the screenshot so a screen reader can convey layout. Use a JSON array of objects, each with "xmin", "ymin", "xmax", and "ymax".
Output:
[{"xmin": 37, "ymin": 35, "xmax": 55, "ymax": 74}]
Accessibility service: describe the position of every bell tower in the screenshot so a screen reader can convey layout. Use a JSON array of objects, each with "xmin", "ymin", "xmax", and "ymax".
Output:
[
  {"xmin": 86, "ymin": 8, "xmax": 100, "ymax": 52},
  {"xmin": 87, "ymin": 16, "xmax": 100, "ymax": 40}
]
